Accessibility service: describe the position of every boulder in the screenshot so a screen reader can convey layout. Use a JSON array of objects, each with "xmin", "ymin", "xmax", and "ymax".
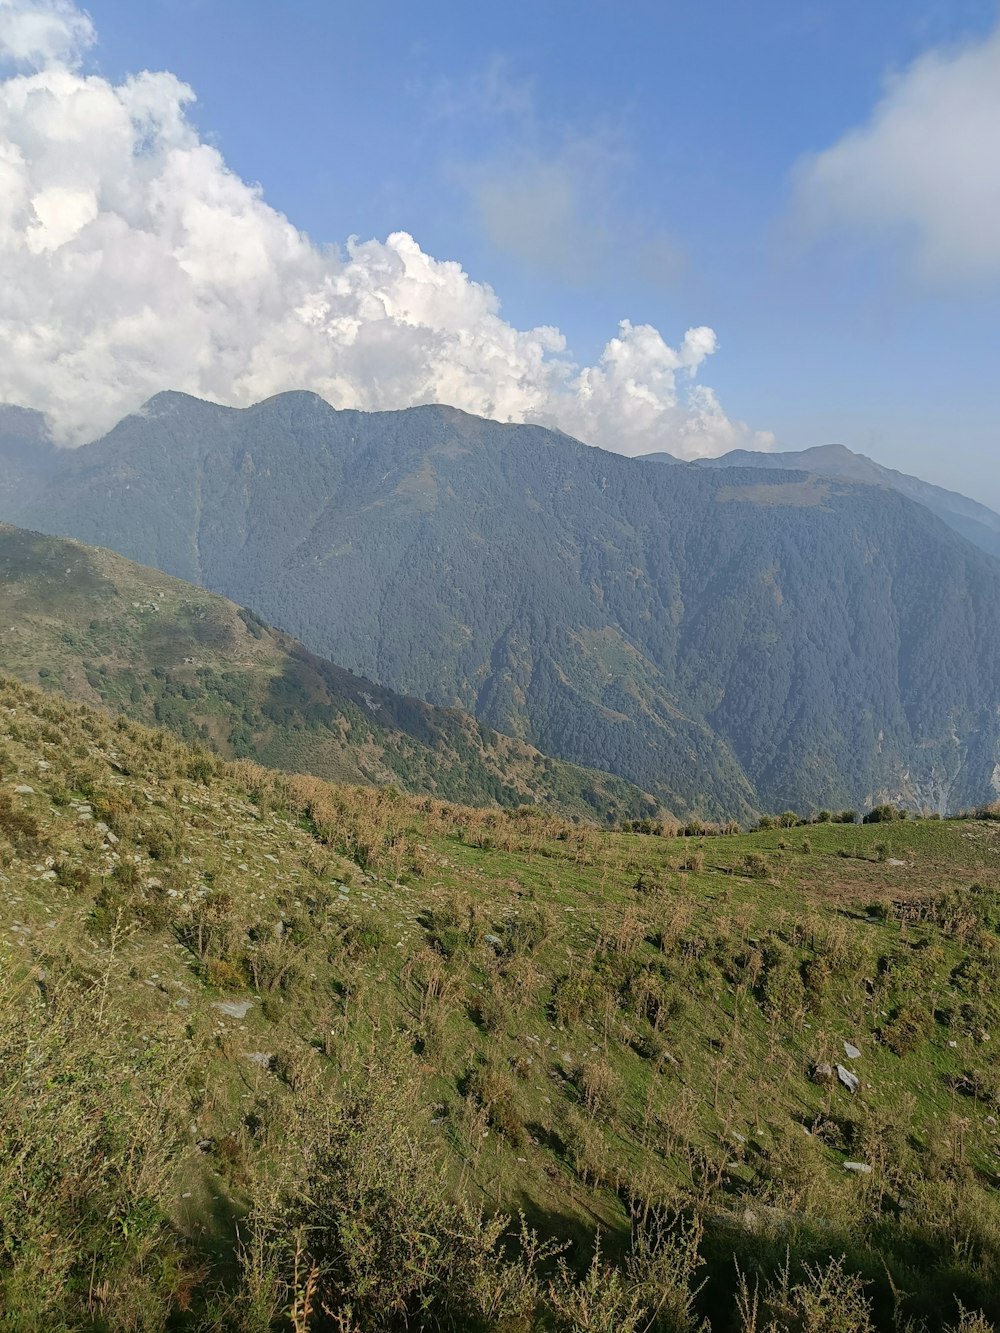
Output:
[{"xmin": 836, "ymin": 1064, "xmax": 860, "ymax": 1093}]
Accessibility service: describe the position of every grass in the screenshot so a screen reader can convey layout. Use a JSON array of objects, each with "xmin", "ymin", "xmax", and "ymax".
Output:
[{"xmin": 2, "ymin": 672, "xmax": 1000, "ymax": 1329}]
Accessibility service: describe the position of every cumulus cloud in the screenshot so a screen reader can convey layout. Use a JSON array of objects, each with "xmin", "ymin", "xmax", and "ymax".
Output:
[
  {"xmin": 0, "ymin": 0, "xmax": 772, "ymax": 459},
  {"xmin": 793, "ymin": 22, "xmax": 1000, "ymax": 282},
  {"xmin": 0, "ymin": 0, "xmax": 93, "ymax": 68}
]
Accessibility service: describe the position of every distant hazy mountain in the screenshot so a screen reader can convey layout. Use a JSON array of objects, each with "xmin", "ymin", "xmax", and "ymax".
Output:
[
  {"xmin": 0, "ymin": 406, "xmax": 60, "ymax": 508},
  {"xmin": 5, "ymin": 391, "xmax": 1000, "ymax": 816},
  {"xmin": 0, "ymin": 522, "xmax": 657, "ymax": 822},
  {"xmin": 643, "ymin": 442, "xmax": 1000, "ymax": 561}
]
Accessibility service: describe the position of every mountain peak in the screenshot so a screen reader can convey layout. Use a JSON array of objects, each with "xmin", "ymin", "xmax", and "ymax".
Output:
[
  {"xmin": 136, "ymin": 390, "xmax": 235, "ymax": 418},
  {"xmin": 0, "ymin": 403, "xmax": 53, "ymax": 445}
]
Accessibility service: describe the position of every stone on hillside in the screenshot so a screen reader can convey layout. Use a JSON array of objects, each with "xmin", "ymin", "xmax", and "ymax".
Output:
[
  {"xmin": 811, "ymin": 1062, "xmax": 834, "ymax": 1085},
  {"xmin": 13, "ymin": 785, "xmax": 33, "ymax": 794},
  {"xmin": 844, "ymin": 1041, "xmax": 861, "ymax": 1059},
  {"xmin": 213, "ymin": 999, "xmax": 254, "ymax": 1019},
  {"xmin": 837, "ymin": 1064, "xmax": 860, "ymax": 1093},
  {"xmin": 844, "ymin": 1161, "xmax": 872, "ymax": 1174}
]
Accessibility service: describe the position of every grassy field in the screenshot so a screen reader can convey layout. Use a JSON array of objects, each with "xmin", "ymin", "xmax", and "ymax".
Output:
[{"xmin": 2, "ymin": 672, "xmax": 1000, "ymax": 1330}]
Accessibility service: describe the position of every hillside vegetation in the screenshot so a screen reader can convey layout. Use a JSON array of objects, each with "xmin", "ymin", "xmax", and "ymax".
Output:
[
  {"xmin": 0, "ymin": 523, "xmax": 657, "ymax": 823},
  {"xmin": 8, "ymin": 392, "xmax": 1000, "ymax": 818},
  {"xmin": 4, "ymin": 674, "xmax": 1000, "ymax": 1330}
]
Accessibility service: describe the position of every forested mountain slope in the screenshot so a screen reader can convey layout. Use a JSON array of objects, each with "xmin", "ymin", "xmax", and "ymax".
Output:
[
  {"xmin": 0, "ymin": 405, "xmax": 60, "ymax": 510},
  {"xmin": 7, "ymin": 391, "xmax": 1000, "ymax": 817},
  {"xmin": 0, "ymin": 523, "xmax": 657, "ymax": 821},
  {"xmin": 643, "ymin": 441, "xmax": 1000, "ymax": 561}
]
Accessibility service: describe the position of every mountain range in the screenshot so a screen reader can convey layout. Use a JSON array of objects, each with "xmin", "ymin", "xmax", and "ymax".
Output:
[
  {"xmin": 3, "ymin": 390, "xmax": 1000, "ymax": 817},
  {"xmin": 0, "ymin": 522, "xmax": 655, "ymax": 821},
  {"xmin": 0, "ymin": 405, "xmax": 60, "ymax": 510},
  {"xmin": 643, "ymin": 441, "xmax": 1000, "ymax": 561}
]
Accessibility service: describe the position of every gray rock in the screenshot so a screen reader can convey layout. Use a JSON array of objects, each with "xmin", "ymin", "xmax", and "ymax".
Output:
[
  {"xmin": 837, "ymin": 1064, "xmax": 860, "ymax": 1093},
  {"xmin": 811, "ymin": 1062, "xmax": 835, "ymax": 1085},
  {"xmin": 13, "ymin": 784, "xmax": 34, "ymax": 794},
  {"xmin": 844, "ymin": 1161, "xmax": 872, "ymax": 1174},
  {"xmin": 212, "ymin": 999, "xmax": 254, "ymax": 1019},
  {"xmin": 243, "ymin": 1051, "xmax": 273, "ymax": 1067},
  {"xmin": 844, "ymin": 1041, "xmax": 861, "ymax": 1060}
]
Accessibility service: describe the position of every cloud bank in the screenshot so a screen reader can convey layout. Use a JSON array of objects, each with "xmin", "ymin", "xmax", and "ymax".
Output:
[
  {"xmin": 0, "ymin": 0, "xmax": 771, "ymax": 457},
  {"xmin": 794, "ymin": 22, "xmax": 1000, "ymax": 283}
]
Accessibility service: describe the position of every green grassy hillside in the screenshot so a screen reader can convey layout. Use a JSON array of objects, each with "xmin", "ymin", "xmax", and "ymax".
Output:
[
  {"xmin": 3, "ymin": 673, "xmax": 1000, "ymax": 1330},
  {"xmin": 0, "ymin": 523, "xmax": 658, "ymax": 824}
]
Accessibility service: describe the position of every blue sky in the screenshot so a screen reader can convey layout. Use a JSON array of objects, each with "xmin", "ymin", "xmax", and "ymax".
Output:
[{"xmin": 1, "ymin": 0, "xmax": 998, "ymax": 505}]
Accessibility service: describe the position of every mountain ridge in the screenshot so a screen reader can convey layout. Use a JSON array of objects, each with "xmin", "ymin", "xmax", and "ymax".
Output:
[
  {"xmin": 642, "ymin": 440, "xmax": 1000, "ymax": 561},
  {"xmin": 0, "ymin": 521, "xmax": 658, "ymax": 822},
  {"xmin": 5, "ymin": 392, "xmax": 1000, "ymax": 817}
]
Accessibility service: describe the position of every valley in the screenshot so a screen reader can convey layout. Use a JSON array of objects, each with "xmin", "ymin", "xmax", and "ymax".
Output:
[
  {"xmin": 0, "ymin": 523, "xmax": 656, "ymax": 822},
  {"xmin": 6, "ymin": 395, "xmax": 1000, "ymax": 820}
]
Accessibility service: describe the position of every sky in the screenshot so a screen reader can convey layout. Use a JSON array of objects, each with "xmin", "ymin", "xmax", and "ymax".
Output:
[{"xmin": 0, "ymin": 0, "xmax": 998, "ymax": 505}]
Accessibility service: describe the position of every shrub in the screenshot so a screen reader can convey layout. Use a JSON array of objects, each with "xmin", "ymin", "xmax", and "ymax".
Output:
[
  {"xmin": 737, "ymin": 1255, "xmax": 876, "ymax": 1332},
  {"xmin": 502, "ymin": 902, "xmax": 551, "ymax": 955},
  {"xmin": 0, "ymin": 787, "xmax": 40, "ymax": 848},
  {"xmin": 205, "ymin": 958, "xmax": 246, "ymax": 990},
  {"xmin": 552, "ymin": 971, "xmax": 606, "ymax": 1028},
  {"xmin": 465, "ymin": 1060, "xmax": 524, "ymax": 1144},
  {"xmin": 882, "ymin": 1002, "xmax": 933, "ymax": 1056},
  {"xmin": 864, "ymin": 804, "xmax": 906, "ymax": 825},
  {"xmin": 575, "ymin": 1056, "xmax": 622, "ymax": 1121},
  {"xmin": 243, "ymin": 1055, "xmax": 540, "ymax": 1329}
]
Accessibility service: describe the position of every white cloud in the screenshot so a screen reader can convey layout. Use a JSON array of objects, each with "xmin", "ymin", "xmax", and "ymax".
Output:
[
  {"xmin": 793, "ymin": 23, "xmax": 1000, "ymax": 282},
  {"xmin": 0, "ymin": 0, "xmax": 772, "ymax": 460},
  {"xmin": 0, "ymin": 0, "xmax": 94, "ymax": 68}
]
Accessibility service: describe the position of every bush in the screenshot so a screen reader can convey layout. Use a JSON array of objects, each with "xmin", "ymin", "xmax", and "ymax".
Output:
[
  {"xmin": 882, "ymin": 1002, "xmax": 933, "ymax": 1056},
  {"xmin": 0, "ymin": 787, "xmax": 40, "ymax": 848},
  {"xmin": 205, "ymin": 958, "xmax": 246, "ymax": 990},
  {"xmin": 243, "ymin": 1054, "xmax": 540, "ymax": 1329},
  {"xmin": 465, "ymin": 1060, "xmax": 524, "ymax": 1144},
  {"xmin": 502, "ymin": 903, "xmax": 551, "ymax": 955},
  {"xmin": 575, "ymin": 1056, "xmax": 622, "ymax": 1121},
  {"xmin": 864, "ymin": 804, "xmax": 906, "ymax": 825}
]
